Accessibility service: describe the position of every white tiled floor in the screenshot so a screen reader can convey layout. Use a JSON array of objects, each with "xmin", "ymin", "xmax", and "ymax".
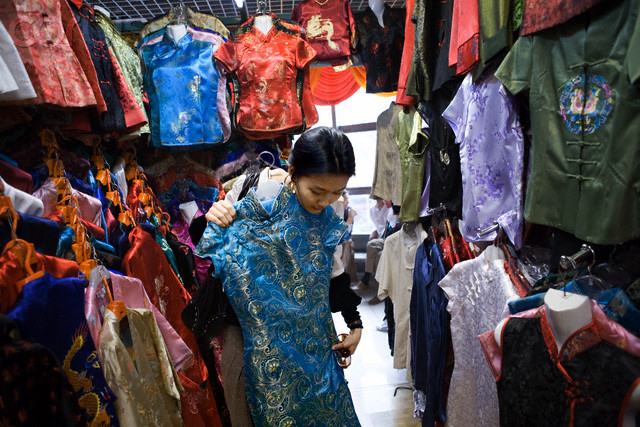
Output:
[{"xmin": 333, "ymin": 286, "xmax": 420, "ymax": 427}]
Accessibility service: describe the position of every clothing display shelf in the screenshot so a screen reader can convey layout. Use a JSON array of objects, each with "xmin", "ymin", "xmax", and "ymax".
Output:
[{"xmin": 95, "ymin": 0, "xmax": 405, "ymax": 22}]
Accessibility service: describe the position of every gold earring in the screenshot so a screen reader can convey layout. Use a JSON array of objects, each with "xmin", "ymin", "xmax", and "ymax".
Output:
[{"xmin": 287, "ymin": 176, "xmax": 296, "ymax": 193}]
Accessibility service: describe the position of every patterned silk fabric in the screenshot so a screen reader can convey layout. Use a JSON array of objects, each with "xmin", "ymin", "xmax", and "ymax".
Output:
[
  {"xmin": 215, "ymin": 16, "xmax": 318, "ymax": 140},
  {"xmin": 96, "ymin": 11, "xmax": 149, "ymax": 134},
  {"xmin": 496, "ymin": 0, "xmax": 640, "ymax": 244},
  {"xmin": 0, "ymin": 0, "xmax": 97, "ymax": 108},
  {"xmin": 7, "ymin": 274, "xmax": 119, "ymax": 426},
  {"xmin": 69, "ymin": 1, "xmax": 127, "ymax": 132},
  {"xmin": 356, "ymin": 6, "xmax": 405, "ymax": 93},
  {"xmin": 139, "ymin": 7, "xmax": 230, "ymax": 41},
  {"xmin": 480, "ymin": 304, "xmax": 640, "ymax": 426},
  {"xmin": 141, "ymin": 32, "xmax": 225, "ymax": 147},
  {"xmin": 442, "ymin": 74, "xmax": 524, "ymax": 247},
  {"xmin": 59, "ymin": 0, "xmax": 107, "ymax": 114},
  {"xmin": 123, "ymin": 226, "xmax": 223, "ymax": 427},
  {"xmin": 138, "ymin": 26, "xmax": 230, "ymax": 141},
  {"xmin": 449, "ymin": 0, "xmax": 480, "ymax": 75},
  {"xmin": 32, "ymin": 179, "xmax": 103, "ymax": 227},
  {"xmin": 85, "ymin": 266, "xmax": 193, "ymax": 372},
  {"xmin": 521, "ymin": 0, "xmax": 605, "ymax": 36},
  {"xmin": 197, "ymin": 187, "xmax": 360, "ymax": 426},
  {"xmin": 292, "ymin": 0, "xmax": 357, "ymax": 66},
  {"xmin": 438, "ymin": 250, "xmax": 519, "ymax": 427},
  {"xmin": 99, "ymin": 309, "xmax": 183, "ymax": 427}
]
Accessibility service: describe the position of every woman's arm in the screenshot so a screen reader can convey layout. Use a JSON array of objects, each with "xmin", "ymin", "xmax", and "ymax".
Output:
[{"xmin": 330, "ymin": 272, "xmax": 363, "ymax": 356}]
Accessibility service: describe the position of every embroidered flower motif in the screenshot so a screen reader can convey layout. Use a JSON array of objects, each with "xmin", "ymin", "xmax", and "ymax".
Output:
[{"xmin": 559, "ymin": 74, "xmax": 614, "ymax": 135}]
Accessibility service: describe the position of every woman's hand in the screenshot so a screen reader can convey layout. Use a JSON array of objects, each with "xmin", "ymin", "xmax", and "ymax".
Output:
[
  {"xmin": 332, "ymin": 328, "xmax": 362, "ymax": 357},
  {"xmin": 205, "ymin": 200, "xmax": 237, "ymax": 227},
  {"xmin": 346, "ymin": 207, "xmax": 357, "ymax": 225}
]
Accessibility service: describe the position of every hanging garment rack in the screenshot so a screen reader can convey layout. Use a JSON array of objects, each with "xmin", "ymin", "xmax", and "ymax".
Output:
[{"xmin": 92, "ymin": 0, "xmax": 406, "ymax": 23}]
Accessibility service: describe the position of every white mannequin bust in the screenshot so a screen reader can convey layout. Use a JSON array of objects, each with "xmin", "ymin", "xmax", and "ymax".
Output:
[
  {"xmin": 368, "ymin": 0, "xmax": 385, "ymax": 27},
  {"xmin": 166, "ymin": 24, "xmax": 188, "ymax": 42},
  {"xmin": 543, "ymin": 289, "xmax": 592, "ymax": 349},
  {"xmin": 494, "ymin": 289, "xmax": 640, "ymax": 425},
  {"xmin": 254, "ymin": 15, "xmax": 273, "ymax": 35}
]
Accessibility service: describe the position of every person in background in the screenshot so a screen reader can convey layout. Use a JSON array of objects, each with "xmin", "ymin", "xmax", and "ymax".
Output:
[{"xmin": 354, "ymin": 199, "xmax": 394, "ymax": 305}]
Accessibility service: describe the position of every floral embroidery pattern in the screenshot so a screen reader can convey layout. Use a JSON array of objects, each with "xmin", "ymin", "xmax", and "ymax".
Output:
[
  {"xmin": 559, "ymin": 73, "xmax": 614, "ymax": 135},
  {"xmin": 442, "ymin": 74, "xmax": 524, "ymax": 248},
  {"xmin": 196, "ymin": 187, "xmax": 358, "ymax": 426}
]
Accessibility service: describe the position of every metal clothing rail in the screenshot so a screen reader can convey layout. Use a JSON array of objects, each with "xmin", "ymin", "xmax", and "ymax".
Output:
[{"xmin": 93, "ymin": 0, "xmax": 406, "ymax": 23}]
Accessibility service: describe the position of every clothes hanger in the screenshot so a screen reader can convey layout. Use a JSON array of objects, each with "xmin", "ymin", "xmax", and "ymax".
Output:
[
  {"xmin": 2, "ymin": 239, "xmax": 46, "ymax": 287},
  {"xmin": 256, "ymin": 0, "xmax": 269, "ymax": 15},
  {"xmin": 481, "ymin": 223, "xmax": 506, "ymax": 262},
  {"xmin": 402, "ymin": 221, "xmax": 418, "ymax": 238},
  {"xmin": 253, "ymin": 150, "xmax": 284, "ymax": 200},
  {"xmin": 103, "ymin": 274, "xmax": 127, "ymax": 321},
  {"xmin": 171, "ymin": 2, "xmax": 188, "ymax": 25},
  {"xmin": 559, "ymin": 244, "xmax": 605, "ymax": 295},
  {"xmin": 40, "ymin": 129, "xmax": 97, "ymax": 272},
  {"xmin": 253, "ymin": 0, "xmax": 274, "ymax": 35},
  {"xmin": 0, "ymin": 195, "xmax": 45, "ymax": 286},
  {"xmin": 91, "ymin": 141, "xmax": 135, "ymax": 228}
]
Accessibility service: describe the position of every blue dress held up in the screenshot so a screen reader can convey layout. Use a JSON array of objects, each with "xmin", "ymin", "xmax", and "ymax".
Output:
[{"xmin": 196, "ymin": 187, "xmax": 360, "ymax": 427}]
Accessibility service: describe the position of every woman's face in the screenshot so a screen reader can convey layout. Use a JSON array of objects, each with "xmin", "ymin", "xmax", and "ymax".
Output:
[{"xmin": 293, "ymin": 173, "xmax": 350, "ymax": 214}]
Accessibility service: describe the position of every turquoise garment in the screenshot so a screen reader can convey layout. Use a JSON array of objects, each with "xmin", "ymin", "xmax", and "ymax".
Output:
[
  {"xmin": 196, "ymin": 187, "xmax": 360, "ymax": 427},
  {"xmin": 508, "ymin": 280, "xmax": 640, "ymax": 336},
  {"xmin": 141, "ymin": 32, "xmax": 224, "ymax": 148}
]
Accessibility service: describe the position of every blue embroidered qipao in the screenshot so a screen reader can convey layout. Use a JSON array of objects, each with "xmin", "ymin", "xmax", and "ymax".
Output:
[
  {"xmin": 8, "ymin": 274, "xmax": 119, "ymax": 426},
  {"xmin": 141, "ymin": 33, "xmax": 224, "ymax": 148},
  {"xmin": 196, "ymin": 187, "xmax": 360, "ymax": 427}
]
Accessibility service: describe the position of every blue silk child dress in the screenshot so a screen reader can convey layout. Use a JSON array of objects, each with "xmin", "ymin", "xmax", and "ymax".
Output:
[
  {"xmin": 197, "ymin": 187, "xmax": 360, "ymax": 427},
  {"xmin": 141, "ymin": 32, "xmax": 225, "ymax": 148}
]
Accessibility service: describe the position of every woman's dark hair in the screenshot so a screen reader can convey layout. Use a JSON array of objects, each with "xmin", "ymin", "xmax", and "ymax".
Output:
[{"xmin": 289, "ymin": 127, "xmax": 356, "ymax": 180}]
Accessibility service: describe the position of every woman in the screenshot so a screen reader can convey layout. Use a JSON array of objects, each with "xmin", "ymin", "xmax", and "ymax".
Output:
[{"xmin": 198, "ymin": 127, "xmax": 361, "ymax": 426}]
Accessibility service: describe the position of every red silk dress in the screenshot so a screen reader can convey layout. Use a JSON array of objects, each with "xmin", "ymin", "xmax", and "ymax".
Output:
[
  {"xmin": 0, "ymin": 0, "xmax": 98, "ymax": 108},
  {"xmin": 123, "ymin": 226, "xmax": 223, "ymax": 427},
  {"xmin": 215, "ymin": 16, "xmax": 318, "ymax": 140}
]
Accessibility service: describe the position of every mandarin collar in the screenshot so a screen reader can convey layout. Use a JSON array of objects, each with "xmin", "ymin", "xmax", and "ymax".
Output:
[{"xmin": 161, "ymin": 29, "xmax": 193, "ymax": 48}]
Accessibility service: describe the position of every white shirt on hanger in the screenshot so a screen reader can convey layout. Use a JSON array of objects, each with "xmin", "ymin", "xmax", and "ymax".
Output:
[
  {"xmin": 438, "ymin": 249, "xmax": 519, "ymax": 427},
  {"xmin": 376, "ymin": 224, "xmax": 427, "ymax": 370}
]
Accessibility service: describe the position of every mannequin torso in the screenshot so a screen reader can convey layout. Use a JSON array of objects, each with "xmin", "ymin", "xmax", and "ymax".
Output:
[
  {"xmin": 166, "ymin": 24, "xmax": 188, "ymax": 42},
  {"xmin": 494, "ymin": 289, "xmax": 640, "ymax": 425},
  {"xmin": 254, "ymin": 15, "xmax": 273, "ymax": 35},
  {"xmin": 368, "ymin": 0, "xmax": 385, "ymax": 27},
  {"xmin": 543, "ymin": 288, "xmax": 592, "ymax": 350}
]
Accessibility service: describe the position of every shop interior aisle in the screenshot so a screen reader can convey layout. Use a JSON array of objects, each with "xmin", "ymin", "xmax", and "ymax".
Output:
[{"xmin": 333, "ymin": 296, "xmax": 419, "ymax": 427}]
